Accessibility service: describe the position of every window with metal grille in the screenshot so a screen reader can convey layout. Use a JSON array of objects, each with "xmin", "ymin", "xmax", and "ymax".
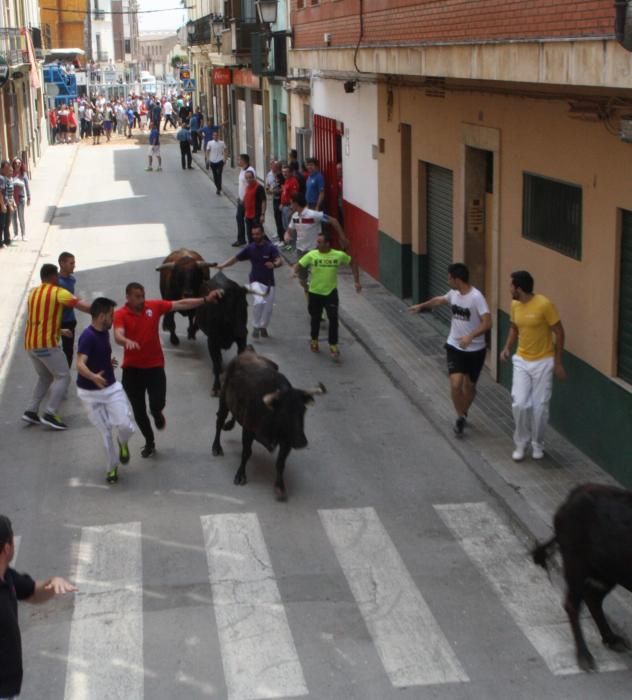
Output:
[
  {"xmin": 522, "ymin": 173, "xmax": 582, "ymax": 260},
  {"xmin": 618, "ymin": 209, "xmax": 632, "ymax": 384}
]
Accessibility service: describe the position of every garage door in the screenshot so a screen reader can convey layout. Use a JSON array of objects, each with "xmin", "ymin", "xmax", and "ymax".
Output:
[{"xmin": 427, "ymin": 163, "xmax": 454, "ymax": 324}]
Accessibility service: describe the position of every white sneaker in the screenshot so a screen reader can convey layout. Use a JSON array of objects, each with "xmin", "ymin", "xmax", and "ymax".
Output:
[
  {"xmin": 512, "ymin": 446, "xmax": 526, "ymax": 462},
  {"xmin": 532, "ymin": 445, "xmax": 544, "ymax": 460}
]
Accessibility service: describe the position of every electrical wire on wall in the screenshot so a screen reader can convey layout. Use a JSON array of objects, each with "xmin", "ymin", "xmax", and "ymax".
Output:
[{"xmin": 353, "ymin": 0, "xmax": 368, "ymax": 74}]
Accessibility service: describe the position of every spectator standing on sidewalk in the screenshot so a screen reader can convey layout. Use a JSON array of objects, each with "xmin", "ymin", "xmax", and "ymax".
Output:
[
  {"xmin": 10, "ymin": 158, "xmax": 30, "ymax": 241},
  {"xmin": 76, "ymin": 297, "xmax": 135, "ymax": 484},
  {"xmin": 68, "ymin": 107, "xmax": 78, "ymax": 142},
  {"xmin": 280, "ymin": 164, "xmax": 299, "ymax": 232},
  {"xmin": 206, "ymin": 131, "xmax": 227, "ymax": 194},
  {"xmin": 189, "ymin": 110, "xmax": 200, "ymax": 152},
  {"xmin": 57, "ymin": 252, "xmax": 78, "ymax": 368},
  {"xmin": 243, "ymin": 170, "xmax": 266, "ymax": 244},
  {"xmin": 91, "ymin": 109, "xmax": 103, "ymax": 145},
  {"xmin": 0, "ymin": 515, "xmax": 78, "ymax": 700},
  {"xmin": 305, "ymin": 158, "xmax": 325, "ymax": 210},
  {"xmin": 232, "ymin": 154, "xmax": 256, "ymax": 247},
  {"xmin": 294, "ymin": 230, "xmax": 361, "ymax": 360},
  {"xmin": 0, "ymin": 160, "xmax": 15, "ymax": 248},
  {"xmin": 22, "ymin": 263, "xmax": 91, "ymax": 429},
  {"xmin": 217, "ymin": 223, "xmax": 282, "ymax": 338},
  {"xmin": 500, "ymin": 270, "xmax": 566, "ymax": 462},
  {"xmin": 113, "ymin": 282, "xmax": 221, "ymax": 458},
  {"xmin": 48, "ymin": 108, "xmax": 58, "ymax": 144},
  {"xmin": 266, "ymin": 160, "xmax": 284, "ymax": 241},
  {"xmin": 408, "ymin": 263, "xmax": 492, "ymax": 437},
  {"xmin": 176, "ymin": 122, "xmax": 193, "ymax": 170}
]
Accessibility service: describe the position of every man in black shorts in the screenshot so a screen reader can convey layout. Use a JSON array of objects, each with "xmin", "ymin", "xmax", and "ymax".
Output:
[{"xmin": 409, "ymin": 263, "xmax": 491, "ymax": 436}]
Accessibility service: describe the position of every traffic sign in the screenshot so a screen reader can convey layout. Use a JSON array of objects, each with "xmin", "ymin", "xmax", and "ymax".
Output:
[{"xmin": 182, "ymin": 78, "xmax": 196, "ymax": 90}]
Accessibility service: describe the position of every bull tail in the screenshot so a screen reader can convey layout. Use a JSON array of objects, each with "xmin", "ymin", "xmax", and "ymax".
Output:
[{"xmin": 531, "ymin": 536, "xmax": 557, "ymax": 573}]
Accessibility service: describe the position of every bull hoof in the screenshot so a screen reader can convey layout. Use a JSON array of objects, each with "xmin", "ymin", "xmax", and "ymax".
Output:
[
  {"xmin": 212, "ymin": 445, "xmax": 223, "ymax": 457},
  {"xmin": 233, "ymin": 472, "xmax": 247, "ymax": 486},
  {"xmin": 274, "ymin": 484, "xmax": 287, "ymax": 501},
  {"xmin": 604, "ymin": 634, "xmax": 629, "ymax": 652},
  {"xmin": 170, "ymin": 334, "xmax": 180, "ymax": 346},
  {"xmin": 578, "ymin": 651, "xmax": 596, "ymax": 672}
]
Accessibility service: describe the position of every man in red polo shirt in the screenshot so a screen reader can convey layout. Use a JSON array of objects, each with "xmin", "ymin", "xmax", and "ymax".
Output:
[{"xmin": 113, "ymin": 281, "xmax": 220, "ymax": 458}]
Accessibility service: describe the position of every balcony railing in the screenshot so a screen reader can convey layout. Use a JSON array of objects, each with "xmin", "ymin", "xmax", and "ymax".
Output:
[
  {"xmin": 94, "ymin": 9, "xmax": 106, "ymax": 20},
  {"xmin": 187, "ymin": 14, "xmax": 212, "ymax": 46},
  {"xmin": 96, "ymin": 50, "xmax": 109, "ymax": 62},
  {"xmin": 0, "ymin": 27, "xmax": 28, "ymax": 67}
]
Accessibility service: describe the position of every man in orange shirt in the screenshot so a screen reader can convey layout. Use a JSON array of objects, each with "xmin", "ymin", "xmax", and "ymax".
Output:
[{"xmin": 23, "ymin": 263, "xmax": 91, "ymax": 430}]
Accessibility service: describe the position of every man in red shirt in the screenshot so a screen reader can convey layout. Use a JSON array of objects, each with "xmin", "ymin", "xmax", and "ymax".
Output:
[
  {"xmin": 280, "ymin": 164, "xmax": 299, "ymax": 230},
  {"xmin": 242, "ymin": 170, "xmax": 266, "ymax": 244},
  {"xmin": 113, "ymin": 282, "xmax": 221, "ymax": 458}
]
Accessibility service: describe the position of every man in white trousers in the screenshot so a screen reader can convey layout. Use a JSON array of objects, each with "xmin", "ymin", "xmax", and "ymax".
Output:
[
  {"xmin": 500, "ymin": 270, "xmax": 566, "ymax": 462},
  {"xmin": 76, "ymin": 297, "xmax": 135, "ymax": 484},
  {"xmin": 217, "ymin": 224, "xmax": 282, "ymax": 338}
]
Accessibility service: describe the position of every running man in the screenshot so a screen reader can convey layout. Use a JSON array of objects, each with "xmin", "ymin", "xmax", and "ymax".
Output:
[
  {"xmin": 408, "ymin": 263, "xmax": 492, "ymax": 436},
  {"xmin": 293, "ymin": 230, "xmax": 361, "ymax": 360},
  {"xmin": 22, "ymin": 263, "xmax": 91, "ymax": 429},
  {"xmin": 76, "ymin": 298, "xmax": 135, "ymax": 484},
  {"xmin": 113, "ymin": 282, "xmax": 222, "ymax": 458}
]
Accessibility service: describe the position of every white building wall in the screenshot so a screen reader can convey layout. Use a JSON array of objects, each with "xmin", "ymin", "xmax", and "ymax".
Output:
[
  {"xmin": 92, "ymin": 0, "xmax": 116, "ymax": 63},
  {"xmin": 312, "ymin": 78, "xmax": 378, "ymax": 218}
]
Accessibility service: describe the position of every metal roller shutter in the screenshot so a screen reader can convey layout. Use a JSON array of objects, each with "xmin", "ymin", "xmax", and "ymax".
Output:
[
  {"xmin": 427, "ymin": 164, "xmax": 454, "ymax": 324},
  {"xmin": 618, "ymin": 210, "xmax": 632, "ymax": 384}
]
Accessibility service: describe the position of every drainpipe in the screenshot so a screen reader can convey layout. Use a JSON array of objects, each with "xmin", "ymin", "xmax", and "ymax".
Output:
[{"xmin": 615, "ymin": 0, "xmax": 632, "ymax": 50}]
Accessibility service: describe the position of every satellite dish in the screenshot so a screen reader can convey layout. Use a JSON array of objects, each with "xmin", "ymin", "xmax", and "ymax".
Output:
[{"xmin": 45, "ymin": 83, "xmax": 60, "ymax": 96}]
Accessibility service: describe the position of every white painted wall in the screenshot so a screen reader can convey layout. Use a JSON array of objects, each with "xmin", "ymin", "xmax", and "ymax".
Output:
[{"xmin": 312, "ymin": 78, "xmax": 378, "ymax": 218}]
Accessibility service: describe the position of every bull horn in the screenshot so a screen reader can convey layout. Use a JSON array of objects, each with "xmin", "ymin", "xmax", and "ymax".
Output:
[
  {"xmin": 155, "ymin": 262, "xmax": 176, "ymax": 271},
  {"xmin": 262, "ymin": 390, "xmax": 281, "ymax": 408},
  {"xmin": 196, "ymin": 261, "xmax": 218, "ymax": 268},
  {"xmin": 243, "ymin": 285, "xmax": 270, "ymax": 297},
  {"xmin": 304, "ymin": 382, "xmax": 327, "ymax": 396}
]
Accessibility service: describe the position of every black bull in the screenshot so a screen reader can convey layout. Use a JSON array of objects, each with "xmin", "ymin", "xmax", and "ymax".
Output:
[
  {"xmin": 156, "ymin": 249, "xmax": 216, "ymax": 345},
  {"xmin": 211, "ymin": 350, "xmax": 326, "ymax": 501}
]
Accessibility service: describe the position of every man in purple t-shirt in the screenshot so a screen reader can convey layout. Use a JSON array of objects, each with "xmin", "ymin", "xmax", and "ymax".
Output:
[
  {"xmin": 217, "ymin": 224, "xmax": 282, "ymax": 338},
  {"xmin": 75, "ymin": 297, "xmax": 135, "ymax": 483}
]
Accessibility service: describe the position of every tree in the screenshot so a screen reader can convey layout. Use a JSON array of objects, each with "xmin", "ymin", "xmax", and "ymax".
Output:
[{"xmin": 171, "ymin": 55, "xmax": 186, "ymax": 69}]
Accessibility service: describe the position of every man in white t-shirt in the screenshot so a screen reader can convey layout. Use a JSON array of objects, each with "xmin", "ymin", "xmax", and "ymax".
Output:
[
  {"xmin": 409, "ymin": 263, "xmax": 492, "ymax": 436},
  {"xmin": 162, "ymin": 100, "xmax": 177, "ymax": 130},
  {"xmin": 206, "ymin": 132, "xmax": 227, "ymax": 195}
]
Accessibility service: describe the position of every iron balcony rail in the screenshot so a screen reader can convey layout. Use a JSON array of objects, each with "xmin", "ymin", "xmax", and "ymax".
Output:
[{"xmin": 0, "ymin": 27, "xmax": 28, "ymax": 67}]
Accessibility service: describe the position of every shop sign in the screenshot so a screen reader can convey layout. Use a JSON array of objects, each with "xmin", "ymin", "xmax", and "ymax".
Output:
[
  {"xmin": 179, "ymin": 66, "xmax": 191, "ymax": 81},
  {"xmin": 232, "ymin": 68, "xmax": 260, "ymax": 90},
  {"xmin": 0, "ymin": 57, "xmax": 9, "ymax": 89},
  {"xmin": 211, "ymin": 67, "xmax": 232, "ymax": 85}
]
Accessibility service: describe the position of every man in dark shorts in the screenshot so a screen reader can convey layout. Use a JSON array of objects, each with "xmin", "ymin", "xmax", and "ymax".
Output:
[
  {"xmin": 113, "ymin": 282, "xmax": 221, "ymax": 458},
  {"xmin": 0, "ymin": 514, "xmax": 77, "ymax": 699},
  {"xmin": 409, "ymin": 263, "xmax": 491, "ymax": 436}
]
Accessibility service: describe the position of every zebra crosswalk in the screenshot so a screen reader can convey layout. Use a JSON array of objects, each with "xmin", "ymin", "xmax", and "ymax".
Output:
[{"xmin": 16, "ymin": 504, "xmax": 632, "ymax": 699}]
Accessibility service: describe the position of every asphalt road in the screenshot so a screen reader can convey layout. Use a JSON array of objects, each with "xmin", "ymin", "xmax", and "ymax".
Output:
[{"xmin": 4, "ymin": 139, "xmax": 632, "ymax": 699}]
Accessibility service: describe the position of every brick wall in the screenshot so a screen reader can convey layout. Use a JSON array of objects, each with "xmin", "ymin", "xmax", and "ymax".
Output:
[{"xmin": 291, "ymin": 0, "xmax": 615, "ymax": 49}]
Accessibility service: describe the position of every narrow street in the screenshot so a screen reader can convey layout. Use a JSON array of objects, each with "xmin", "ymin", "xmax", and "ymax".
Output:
[{"xmin": 3, "ymin": 138, "xmax": 632, "ymax": 699}]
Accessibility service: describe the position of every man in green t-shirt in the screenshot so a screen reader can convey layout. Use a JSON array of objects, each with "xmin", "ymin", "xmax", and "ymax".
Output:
[{"xmin": 294, "ymin": 230, "xmax": 361, "ymax": 360}]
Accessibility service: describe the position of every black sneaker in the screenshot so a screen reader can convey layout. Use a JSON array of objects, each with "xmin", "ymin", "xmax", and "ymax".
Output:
[
  {"xmin": 252, "ymin": 328, "xmax": 260, "ymax": 338},
  {"xmin": 141, "ymin": 443, "xmax": 156, "ymax": 458},
  {"xmin": 22, "ymin": 411, "xmax": 41, "ymax": 425},
  {"xmin": 118, "ymin": 440, "xmax": 130, "ymax": 464},
  {"xmin": 153, "ymin": 412, "xmax": 166, "ymax": 430},
  {"xmin": 454, "ymin": 416, "xmax": 466, "ymax": 436},
  {"xmin": 260, "ymin": 328, "xmax": 268, "ymax": 338},
  {"xmin": 41, "ymin": 413, "xmax": 68, "ymax": 430},
  {"xmin": 106, "ymin": 465, "xmax": 119, "ymax": 483}
]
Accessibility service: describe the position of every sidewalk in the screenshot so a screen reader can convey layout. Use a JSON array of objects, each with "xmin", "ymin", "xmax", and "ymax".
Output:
[{"xmin": 190, "ymin": 147, "xmax": 618, "ymax": 543}]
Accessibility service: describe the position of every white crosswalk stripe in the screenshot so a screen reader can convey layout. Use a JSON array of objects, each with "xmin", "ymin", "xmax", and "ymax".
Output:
[
  {"xmin": 201, "ymin": 512, "xmax": 308, "ymax": 700},
  {"xmin": 319, "ymin": 506, "xmax": 469, "ymax": 687},
  {"xmin": 64, "ymin": 521, "xmax": 144, "ymax": 699},
  {"xmin": 435, "ymin": 502, "xmax": 629, "ymax": 675}
]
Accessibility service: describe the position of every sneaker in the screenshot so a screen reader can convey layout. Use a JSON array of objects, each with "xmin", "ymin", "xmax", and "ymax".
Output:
[
  {"xmin": 153, "ymin": 412, "xmax": 166, "ymax": 430},
  {"xmin": 141, "ymin": 443, "xmax": 156, "ymax": 458},
  {"xmin": 252, "ymin": 328, "xmax": 260, "ymax": 338},
  {"xmin": 41, "ymin": 413, "xmax": 68, "ymax": 430},
  {"xmin": 118, "ymin": 440, "xmax": 130, "ymax": 464},
  {"xmin": 454, "ymin": 416, "xmax": 466, "ymax": 436},
  {"xmin": 231, "ymin": 241, "xmax": 243, "ymax": 247},
  {"xmin": 22, "ymin": 411, "xmax": 41, "ymax": 425},
  {"xmin": 260, "ymin": 328, "xmax": 268, "ymax": 338},
  {"xmin": 532, "ymin": 445, "xmax": 544, "ymax": 460},
  {"xmin": 512, "ymin": 446, "xmax": 526, "ymax": 462},
  {"xmin": 310, "ymin": 340, "xmax": 319, "ymax": 353},
  {"xmin": 106, "ymin": 466, "xmax": 119, "ymax": 484},
  {"xmin": 329, "ymin": 345, "xmax": 340, "ymax": 361},
  {"xmin": 145, "ymin": 167, "xmax": 153, "ymax": 171}
]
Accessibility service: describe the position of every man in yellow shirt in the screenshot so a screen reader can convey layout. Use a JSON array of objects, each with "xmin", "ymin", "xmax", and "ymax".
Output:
[
  {"xmin": 23, "ymin": 263, "xmax": 91, "ymax": 430},
  {"xmin": 500, "ymin": 270, "xmax": 566, "ymax": 461}
]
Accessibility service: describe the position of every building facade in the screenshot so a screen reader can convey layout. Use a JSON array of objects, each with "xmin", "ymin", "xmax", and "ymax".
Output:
[
  {"xmin": 289, "ymin": 0, "xmax": 632, "ymax": 483},
  {"xmin": 138, "ymin": 31, "xmax": 179, "ymax": 80}
]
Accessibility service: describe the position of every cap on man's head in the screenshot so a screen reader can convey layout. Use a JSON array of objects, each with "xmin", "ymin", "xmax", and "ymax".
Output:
[{"xmin": 0, "ymin": 515, "xmax": 13, "ymax": 549}]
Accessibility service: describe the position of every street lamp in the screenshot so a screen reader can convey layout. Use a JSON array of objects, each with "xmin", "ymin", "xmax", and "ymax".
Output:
[
  {"xmin": 255, "ymin": 0, "xmax": 278, "ymax": 25},
  {"xmin": 211, "ymin": 15, "xmax": 224, "ymax": 53}
]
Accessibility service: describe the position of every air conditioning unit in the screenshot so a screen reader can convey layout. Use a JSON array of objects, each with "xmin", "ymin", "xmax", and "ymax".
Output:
[{"xmin": 620, "ymin": 116, "xmax": 632, "ymax": 143}]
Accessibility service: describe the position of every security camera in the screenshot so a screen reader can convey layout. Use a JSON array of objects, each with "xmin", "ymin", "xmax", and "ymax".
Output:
[{"xmin": 343, "ymin": 80, "xmax": 356, "ymax": 94}]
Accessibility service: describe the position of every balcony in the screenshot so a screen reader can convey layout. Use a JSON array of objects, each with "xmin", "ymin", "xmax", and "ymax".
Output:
[
  {"xmin": 230, "ymin": 20, "xmax": 259, "ymax": 60},
  {"xmin": 96, "ymin": 50, "xmax": 109, "ymax": 62},
  {"xmin": 252, "ymin": 31, "xmax": 288, "ymax": 78},
  {"xmin": 187, "ymin": 14, "xmax": 212, "ymax": 47},
  {"xmin": 93, "ymin": 9, "xmax": 106, "ymax": 20},
  {"xmin": 0, "ymin": 28, "xmax": 28, "ymax": 67}
]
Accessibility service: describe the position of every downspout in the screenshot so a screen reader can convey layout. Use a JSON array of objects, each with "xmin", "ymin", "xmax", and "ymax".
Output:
[{"xmin": 615, "ymin": 0, "xmax": 632, "ymax": 50}]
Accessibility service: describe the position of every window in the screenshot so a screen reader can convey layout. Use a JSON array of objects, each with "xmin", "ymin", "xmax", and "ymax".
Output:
[
  {"xmin": 522, "ymin": 173, "xmax": 582, "ymax": 260},
  {"xmin": 618, "ymin": 209, "xmax": 632, "ymax": 384},
  {"xmin": 124, "ymin": 39, "xmax": 131, "ymax": 53}
]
